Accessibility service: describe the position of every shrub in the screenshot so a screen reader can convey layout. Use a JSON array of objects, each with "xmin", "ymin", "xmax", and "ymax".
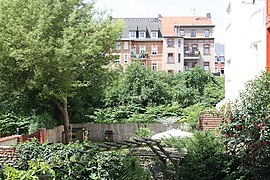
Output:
[
  {"xmin": 220, "ymin": 72, "xmax": 270, "ymax": 178},
  {"xmin": 163, "ymin": 131, "xmax": 229, "ymax": 179}
]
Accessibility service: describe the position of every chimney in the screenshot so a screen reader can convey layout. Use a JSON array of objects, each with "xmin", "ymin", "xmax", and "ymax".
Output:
[
  {"xmin": 158, "ymin": 14, "xmax": 162, "ymax": 18},
  {"xmin": 206, "ymin": 13, "xmax": 211, "ymax": 19}
]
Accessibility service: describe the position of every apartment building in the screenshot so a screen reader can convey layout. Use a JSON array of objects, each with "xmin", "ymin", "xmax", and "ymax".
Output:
[
  {"xmin": 161, "ymin": 14, "xmax": 215, "ymax": 73},
  {"xmin": 114, "ymin": 14, "xmax": 215, "ymax": 73},
  {"xmin": 114, "ymin": 18, "xmax": 163, "ymax": 71},
  {"xmin": 224, "ymin": 0, "xmax": 266, "ymax": 101},
  {"xmin": 214, "ymin": 43, "xmax": 225, "ymax": 76}
]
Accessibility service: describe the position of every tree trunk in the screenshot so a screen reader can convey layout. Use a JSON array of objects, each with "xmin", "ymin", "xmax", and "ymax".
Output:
[{"xmin": 54, "ymin": 97, "xmax": 72, "ymax": 144}]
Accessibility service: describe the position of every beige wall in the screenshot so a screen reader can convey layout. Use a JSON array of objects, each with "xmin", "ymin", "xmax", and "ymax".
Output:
[{"xmin": 47, "ymin": 123, "xmax": 179, "ymax": 143}]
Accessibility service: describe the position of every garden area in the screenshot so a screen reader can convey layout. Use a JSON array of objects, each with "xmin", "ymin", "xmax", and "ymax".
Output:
[{"xmin": 0, "ymin": 0, "xmax": 269, "ymax": 179}]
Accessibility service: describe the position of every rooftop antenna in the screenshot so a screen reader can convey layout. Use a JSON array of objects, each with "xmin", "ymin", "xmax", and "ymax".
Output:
[{"xmin": 190, "ymin": 8, "xmax": 196, "ymax": 16}]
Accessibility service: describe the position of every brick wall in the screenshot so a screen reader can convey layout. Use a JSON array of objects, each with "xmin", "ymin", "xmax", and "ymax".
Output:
[
  {"xmin": 0, "ymin": 146, "xmax": 19, "ymax": 167},
  {"xmin": 198, "ymin": 110, "xmax": 222, "ymax": 130}
]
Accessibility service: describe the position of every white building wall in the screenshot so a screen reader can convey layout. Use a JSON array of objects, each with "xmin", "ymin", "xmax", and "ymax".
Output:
[{"xmin": 224, "ymin": 0, "xmax": 266, "ymax": 101}]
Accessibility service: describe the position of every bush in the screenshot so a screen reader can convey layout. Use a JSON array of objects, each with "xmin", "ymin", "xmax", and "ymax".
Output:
[
  {"xmin": 220, "ymin": 72, "xmax": 270, "ymax": 178},
  {"xmin": 15, "ymin": 141, "xmax": 150, "ymax": 179},
  {"xmin": 177, "ymin": 131, "xmax": 229, "ymax": 179}
]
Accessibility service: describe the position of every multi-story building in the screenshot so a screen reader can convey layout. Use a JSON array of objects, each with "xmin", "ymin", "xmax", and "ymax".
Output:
[
  {"xmin": 224, "ymin": 0, "xmax": 266, "ymax": 101},
  {"xmin": 114, "ymin": 14, "xmax": 215, "ymax": 74},
  {"xmin": 214, "ymin": 43, "xmax": 225, "ymax": 76},
  {"xmin": 161, "ymin": 14, "xmax": 215, "ymax": 73},
  {"xmin": 114, "ymin": 18, "xmax": 163, "ymax": 71}
]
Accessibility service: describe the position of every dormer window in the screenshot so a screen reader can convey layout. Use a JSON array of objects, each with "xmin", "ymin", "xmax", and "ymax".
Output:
[
  {"xmin": 139, "ymin": 31, "xmax": 146, "ymax": 38},
  {"xmin": 180, "ymin": 29, "xmax": 185, "ymax": 37},
  {"xmin": 151, "ymin": 31, "xmax": 158, "ymax": 38},
  {"xmin": 129, "ymin": 31, "xmax": 136, "ymax": 39}
]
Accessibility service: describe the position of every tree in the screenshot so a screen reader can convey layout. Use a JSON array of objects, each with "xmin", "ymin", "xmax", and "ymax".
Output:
[
  {"xmin": 221, "ymin": 72, "xmax": 270, "ymax": 178},
  {"xmin": 0, "ymin": 0, "xmax": 123, "ymax": 143}
]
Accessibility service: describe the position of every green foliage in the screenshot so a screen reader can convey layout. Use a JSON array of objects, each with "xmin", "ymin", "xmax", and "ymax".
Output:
[
  {"xmin": 105, "ymin": 62, "xmax": 169, "ymax": 108},
  {"xmin": 134, "ymin": 127, "xmax": 153, "ymax": 138},
  {"xmin": 15, "ymin": 141, "xmax": 150, "ymax": 179},
  {"xmin": 0, "ymin": 0, "xmax": 124, "ymax": 133},
  {"xmin": 221, "ymin": 72, "xmax": 270, "ymax": 178},
  {"xmin": 202, "ymin": 76, "xmax": 225, "ymax": 105},
  {"xmin": 180, "ymin": 103, "xmax": 213, "ymax": 129},
  {"xmin": 0, "ymin": 114, "xmax": 30, "ymax": 137},
  {"xmin": 165, "ymin": 131, "xmax": 229, "ymax": 179}
]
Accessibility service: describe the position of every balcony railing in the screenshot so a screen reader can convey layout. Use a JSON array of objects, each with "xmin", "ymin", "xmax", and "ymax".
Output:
[
  {"xmin": 184, "ymin": 50, "xmax": 200, "ymax": 57},
  {"xmin": 131, "ymin": 51, "xmax": 149, "ymax": 59}
]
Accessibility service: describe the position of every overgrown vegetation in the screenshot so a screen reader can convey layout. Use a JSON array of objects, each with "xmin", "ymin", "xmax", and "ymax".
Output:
[
  {"xmin": 220, "ymin": 72, "xmax": 270, "ymax": 178},
  {"xmin": 0, "ymin": 141, "xmax": 150, "ymax": 179}
]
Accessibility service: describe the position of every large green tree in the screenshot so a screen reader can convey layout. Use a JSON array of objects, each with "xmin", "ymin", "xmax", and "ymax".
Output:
[{"xmin": 0, "ymin": 0, "xmax": 123, "ymax": 142}]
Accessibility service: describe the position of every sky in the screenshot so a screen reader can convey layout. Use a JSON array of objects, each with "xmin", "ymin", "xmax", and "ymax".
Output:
[{"xmin": 93, "ymin": 0, "xmax": 225, "ymax": 43}]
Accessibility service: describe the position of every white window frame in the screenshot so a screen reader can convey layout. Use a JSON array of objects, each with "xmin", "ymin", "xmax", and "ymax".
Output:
[
  {"xmin": 129, "ymin": 31, "xmax": 136, "ymax": 39},
  {"xmin": 204, "ymin": 29, "xmax": 210, "ymax": 37},
  {"xmin": 116, "ymin": 42, "xmax": 121, "ymax": 50},
  {"xmin": 152, "ymin": 62, "xmax": 157, "ymax": 71},
  {"xmin": 151, "ymin": 31, "xmax": 158, "ymax": 38},
  {"xmin": 115, "ymin": 54, "xmax": 120, "ymax": 64},
  {"xmin": 140, "ymin": 45, "xmax": 146, "ymax": 53},
  {"xmin": 190, "ymin": 29, "xmax": 196, "ymax": 37},
  {"xmin": 167, "ymin": 53, "xmax": 174, "ymax": 64},
  {"xmin": 124, "ymin": 42, "xmax": 128, "ymax": 50},
  {"xmin": 180, "ymin": 29, "xmax": 185, "ymax": 37},
  {"xmin": 203, "ymin": 45, "xmax": 210, "ymax": 55},
  {"xmin": 151, "ymin": 45, "xmax": 158, "ymax": 55},
  {"xmin": 139, "ymin": 31, "xmax": 146, "ymax": 38},
  {"xmin": 124, "ymin": 53, "xmax": 128, "ymax": 64},
  {"xmin": 167, "ymin": 39, "xmax": 174, "ymax": 47}
]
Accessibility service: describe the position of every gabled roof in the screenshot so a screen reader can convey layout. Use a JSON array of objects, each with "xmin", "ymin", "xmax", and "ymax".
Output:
[
  {"xmin": 161, "ymin": 16, "xmax": 214, "ymax": 36},
  {"xmin": 114, "ymin": 18, "xmax": 162, "ymax": 38}
]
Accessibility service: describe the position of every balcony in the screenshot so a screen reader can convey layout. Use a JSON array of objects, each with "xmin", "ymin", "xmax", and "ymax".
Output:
[
  {"xmin": 131, "ymin": 51, "xmax": 149, "ymax": 60},
  {"xmin": 184, "ymin": 51, "xmax": 200, "ymax": 60}
]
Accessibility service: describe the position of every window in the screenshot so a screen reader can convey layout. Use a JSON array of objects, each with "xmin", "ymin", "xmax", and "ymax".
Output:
[
  {"xmin": 214, "ymin": 68, "xmax": 218, "ymax": 73},
  {"xmin": 180, "ymin": 29, "xmax": 185, "ymax": 37},
  {"xmin": 124, "ymin": 42, "xmax": 128, "ymax": 50},
  {"xmin": 151, "ymin": 31, "xmax": 158, "ymax": 38},
  {"xmin": 191, "ymin": 44, "xmax": 198, "ymax": 52},
  {"xmin": 131, "ymin": 47, "xmax": 136, "ymax": 57},
  {"xmin": 203, "ymin": 45, "xmax": 210, "ymax": 55},
  {"xmin": 184, "ymin": 44, "xmax": 189, "ymax": 53},
  {"xmin": 167, "ymin": 53, "xmax": 174, "ymax": 64},
  {"xmin": 190, "ymin": 29, "xmax": 196, "ymax": 37},
  {"xmin": 151, "ymin": 46, "xmax": 158, "ymax": 55},
  {"xmin": 167, "ymin": 39, "xmax": 174, "ymax": 47},
  {"xmin": 129, "ymin": 31, "xmax": 136, "ymax": 39},
  {"xmin": 178, "ymin": 39, "xmax": 181, "ymax": 47},
  {"xmin": 204, "ymin": 29, "xmax": 210, "ymax": 37},
  {"xmin": 139, "ymin": 31, "xmax": 146, "ymax": 38},
  {"xmin": 219, "ymin": 56, "xmax": 225, "ymax": 61},
  {"xmin": 116, "ymin": 42, "xmax": 121, "ymax": 50},
  {"xmin": 140, "ymin": 45, "xmax": 146, "ymax": 53},
  {"xmin": 124, "ymin": 53, "xmax": 128, "ymax": 64},
  {"xmin": 184, "ymin": 62, "xmax": 189, "ymax": 70},
  {"xmin": 221, "ymin": 68, "xmax": 225, "ymax": 74},
  {"xmin": 152, "ymin": 63, "xmax": 157, "ymax": 71},
  {"xmin": 178, "ymin": 53, "xmax": 181, "ymax": 63},
  {"xmin": 204, "ymin": 62, "xmax": 209, "ymax": 70},
  {"xmin": 215, "ymin": 56, "xmax": 219, "ymax": 62},
  {"xmin": 114, "ymin": 54, "xmax": 120, "ymax": 64}
]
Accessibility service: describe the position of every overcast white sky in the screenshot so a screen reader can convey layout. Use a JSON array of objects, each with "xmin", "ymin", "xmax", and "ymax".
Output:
[{"xmin": 93, "ymin": 0, "xmax": 225, "ymax": 43}]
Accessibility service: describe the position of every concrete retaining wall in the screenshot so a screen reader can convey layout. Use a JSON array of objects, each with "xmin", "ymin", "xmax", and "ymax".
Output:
[{"xmin": 47, "ymin": 123, "xmax": 179, "ymax": 143}]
